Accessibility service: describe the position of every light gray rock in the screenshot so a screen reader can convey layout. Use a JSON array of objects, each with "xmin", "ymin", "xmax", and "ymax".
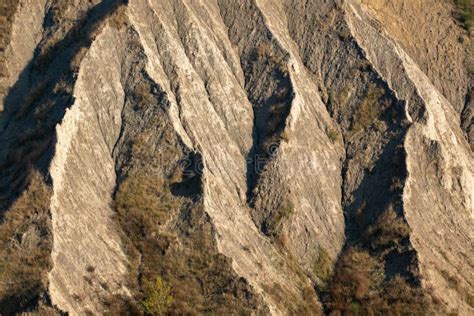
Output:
[{"xmin": 0, "ymin": 0, "xmax": 472, "ymax": 314}]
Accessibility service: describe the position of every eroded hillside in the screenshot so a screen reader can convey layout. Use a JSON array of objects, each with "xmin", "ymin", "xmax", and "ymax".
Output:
[{"xmin": 0, "ymin": 0, "xmax": 472, "ymax": 315}]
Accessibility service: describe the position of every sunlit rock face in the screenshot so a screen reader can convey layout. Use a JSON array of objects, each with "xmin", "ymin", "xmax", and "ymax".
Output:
[{"xmin": 0, "ymin": 0, "xmax": 472, "ymax": 314}]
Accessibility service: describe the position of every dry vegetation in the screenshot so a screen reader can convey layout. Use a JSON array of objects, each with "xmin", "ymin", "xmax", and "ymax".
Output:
[
  {"xmin": 454, "ymin": 0, "xmax": 474, "ymax": 31},
  {"xmin": 0, "ymin": 170, "xmax": 52, "ymax": 314},
  {"xmin": 262, "ymin": 198, "xmax": 294, "ymax": 237},
  {"xmin": 440, "ymin": 270, "xmax": 474, "ymax": 309},
  {"xmin": 324, "ymin": 248, "xmax": 434, "ymax": 315},
  {"xmin": 363, "ymin": 205, "xmax": 411, "ymax": 253},
  {"xmin": 114, "ymin": 172, "xmax": 179, "ymax": 226},
  {"xmin": 256, "ymin": 42, "xmax": 288, "ymax": 76},
  {"xmin": 313, "ymin": 247, "xmax": 332, "ymax": 292},
  {"xmin": 108, "ymin": 3, "xmax": 129, "ymax": 30},
  {"xmin": 34, "ymin": 1, "xmax": 127, "ymax": 72},
  {"xmin": 350, "ymin": 83, "xmax": 390, "ymax": 135},
  {"xmin": 326, "ymin": 128, "xmax": 340, "ymax": 143},
  {"xmin": 113, "ymin": 168, "xmax": 263, "ymax": 314},
  {"xmin": 110, "ymin": 84, "xmax": 265, "ymax": 313},
  {"xmin": 0, "ymin": 0, "xmax": 19, "ymax": 82},
  {"xmin": 322, "ymin": 202, "xmax": 437, "ymax": 314}
]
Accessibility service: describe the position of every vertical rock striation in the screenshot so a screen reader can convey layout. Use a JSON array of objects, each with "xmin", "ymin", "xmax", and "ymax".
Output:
[
  {"xmin": 0, "ymin": 0, "xmax": 472, "ymax": 314},
  {"xmin": 48, "ymin": 24, "xmax": 130, "ymax": 315}
]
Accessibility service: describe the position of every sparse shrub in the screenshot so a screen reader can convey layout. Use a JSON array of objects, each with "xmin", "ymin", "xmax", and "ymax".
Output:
[
  {"xmin": 0, "ymin": 59, "xmax": 8, "ymax": 78},
  {"xmin": 142, "ymin": 277, "xmax": 174, "ymax": 315},
  {"xmin": 325, "ymin": 248, "xmax": 384, "ymax": 314},
  {"xmin": 326, "ymin": 128, "xmax": 340, "ymax": 143},
  {"xmin": 256, "ymin": 42, "xmax": 271, "ymax": 59},
  {"xmin": 279, "ymin": 130, "xmax": 290, "ymax": 142},
  {"xmin": 454, "ymin": 0, "xmax": 474, "ymax": 31},
  {"xmin": 389, "ymin": 177, "xmax": 404, "ymax": 192},
  {"xmin": 34, "ymin": 101, "xmax": 56, "ymax": 122},
  {"xmin": 114, "ymin": 171, "xmax": 179, "ymax": 225},
  {"xmin": 133, "ymin": 84, "xmax": 156, "ymax": 110},
  {"xmin": 325, "ymin": 246, "xmax": 436, "ymax": 314},
  {"xmin": 108, "ymin": 4, "xmax": 128, "ymax": 29},
  {"xmin": 364, "ymin": 204, "xmax": 410, "ymax": 252},
  {"xmin": 256, "ymin": 42, "xmax": 288, "ymax": 76},
  {"xmin": 350, "ymin": 83, "xmax": 390, "ymax": 135},
  {"xmin": 0, "ymin": 170, "xmax": 52, "ymax": 313},
  {"xmin": 441, "ymin": 270, "xmax": 474, "ymax": 308},
  {"xmin": 274, "ymin": 56, "xmax": 289, "ymax": 77},
  {"xmin": 313, "ymin": 247, "xmax": 332, "ymax": 291},
  {"xmin": 276, "ymin": 86, "xmax": 290, "ymax": 100},
  {"xmin": 70, "ymin": 46, "xmax": 89, "ymax": 72},
  {"xmin": 16, "ymin": 81, "xmax": 49, "ymax": 119},
  {"xmin": 0, "ymin": 0, "xmax": 20, "ymax": 48},
  {"xmin": 263, "ymin": 199, "xmax": 294, "ymax": 237},
  {"xmin": 382, "ymin": 276, "xmax": 436, "ymax": 314},
  {"xmin": 338, "ymin": 27, "xmax": 351, "ymax": 41}
]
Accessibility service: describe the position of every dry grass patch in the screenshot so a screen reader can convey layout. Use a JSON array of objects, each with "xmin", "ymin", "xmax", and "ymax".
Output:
[
  {"xmin": 0, "ymin": 170, "xmax": 52, "ymax": 313},
  {"xmin": 0, "ymin": 0, "xmax": 19, "ymax": 49},
  {"xmin": 324, "ymin": 248, "xmax": 434, "ymax": 315},
  {"xmin": 350, "ymin": 83, "xmax": 389, "ymax": 135},
  {"xmin": 114, "ymin": 172, "xmax": 180, "ymax": 226},
  {"xmin": 313, "ymin": 247, "xmax": 333, "ymax": 292}
]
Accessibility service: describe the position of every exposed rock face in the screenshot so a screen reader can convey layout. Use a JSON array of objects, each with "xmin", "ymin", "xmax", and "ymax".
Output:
[
  {"xmin": 48, "ymin": 24, "xmax": 129, "ymax": 315},
  {"xmin": 0, "ymin": 0, "xmax": 46, "ymax": 113},
  {"xmin": 0, "ymin": 0, "xmax": 472, "ymax": 315},
  {"xmin": 345, "ymin": 2, "xmax": 473, "ymax": 313}
]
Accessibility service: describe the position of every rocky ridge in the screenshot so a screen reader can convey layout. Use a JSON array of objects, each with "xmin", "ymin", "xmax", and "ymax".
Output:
[{"xmin": 0, "ymin": 0, "xmax": 472, "ymax": 315}]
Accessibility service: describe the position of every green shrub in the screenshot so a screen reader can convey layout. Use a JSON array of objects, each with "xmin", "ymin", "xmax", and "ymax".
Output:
[
  {"xmin": 454, "ymin": 0, "xmax": 474, "ymax": 31},
  {"xmin": 142, "ymin": 277, "xmax": 174, "ymax": 315}
]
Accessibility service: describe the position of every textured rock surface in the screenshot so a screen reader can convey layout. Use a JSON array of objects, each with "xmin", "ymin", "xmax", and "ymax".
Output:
[
  {"xmin": 48, "ymin": 24, "xmax": 129, "ymax": 315},
  {"xmin": 346, "ymin": 2, "xmax": 473, "ymax": 313},
  {"xmin": 0, "ymin": 0, "xmax": 472, "ymax": 315},
  {"xmin": 0, "ymin": 0, "xmax": 46, "ymax": 113}
]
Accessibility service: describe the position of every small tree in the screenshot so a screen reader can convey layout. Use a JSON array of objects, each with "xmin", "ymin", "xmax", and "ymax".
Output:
[{"xmin": 142, "ymin": 277, "xmax": 174, "ymax": 315}]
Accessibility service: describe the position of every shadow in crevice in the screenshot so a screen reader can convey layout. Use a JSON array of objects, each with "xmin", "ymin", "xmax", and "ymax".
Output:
[
  {"xmin": 339, "ymin": 78, "xmax": 417, "ymax": 282},
  {"xmin": 170, "ymin": 152, "xmax": 203, "ymax": 200},
  {"xmin": 0, "ymin": 0, "xmax": 128, "ymax": 216},
  {"xmin": 245, "ymin": 62, "xmax": 294, "ymax": 205}
]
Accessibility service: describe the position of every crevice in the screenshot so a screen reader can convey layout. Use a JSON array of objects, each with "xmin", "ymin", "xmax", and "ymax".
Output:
[
  {"xmin": 217, "ymin": 0, "xmax": 293, "ymax": 222},
  {"xmin": 282, "ymin": 0, "xmax": 435, "ymax": 311},
  {"xmin": 108, "ymin": 24, "xmax": 268, "ymax": 314}
]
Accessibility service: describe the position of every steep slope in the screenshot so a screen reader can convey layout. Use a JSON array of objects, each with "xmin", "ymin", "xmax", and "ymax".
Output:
[
  {"xmin": 346, "ymin": 1, "xmax": 473, "ymax": 313},
  {"xmin": 0, "ymin": 0, "xmax": 472, "ymax": 315},
  {"xmin": 48, "ymin": 23, "xmax": 130, "ymax": 314},
  {"xmin": 0, "ymin": 0, "xmax": 46, "ymax": 114}
]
